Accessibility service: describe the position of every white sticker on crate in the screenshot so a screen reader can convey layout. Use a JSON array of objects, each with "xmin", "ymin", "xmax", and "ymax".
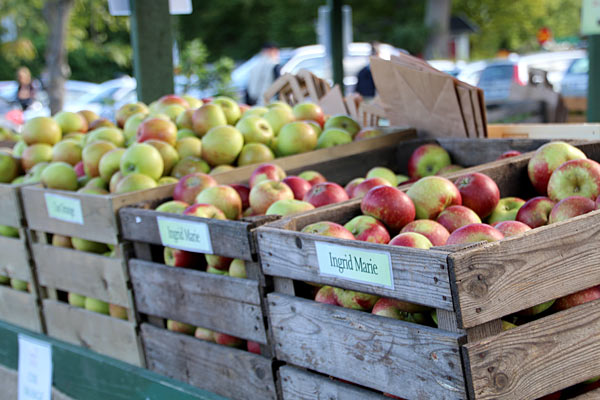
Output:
[
  {"xmin": 314, "ymin": 241, "xmax": 394, "ymax": 289},
  {"xmin": 44, "ymin": 193, "xmax": 84, "ymax": 225},
  {"xmin": 18, "ymin": 334, "xmax": 53, "ymax": 400},
  {"xmin": 157, "ymin": 216, "xmax": 213, "ymax": 254}
]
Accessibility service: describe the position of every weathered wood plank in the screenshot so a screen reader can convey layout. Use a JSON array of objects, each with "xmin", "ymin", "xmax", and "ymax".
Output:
[
  {"xmin": 268, "ymin": 293, "xmax": 466, "ymax": 399},
  {"xmin": 0, "ymin": 236, "xmax": 31, "ymax": 281},
  {"xmin": 259, "ymin": 227, "xmax": 454, "ymax": 310},
  {"xmin": 279, "ymin": 366, "xmax": 385, "ymax": 400},
  {"xmin": 0, "ymin": 183, "xmax": 24, "ymax": 227},
  {"xmin": 450, "ymin": 210, "xmax": 600, "ymax": 328},
  {"xmin": 464, "ymin": 298, "xmax": 600, "ymax": 400},
  {"xmin": 573, "ymin": 388, "xmax": 600, "ymax": 400},
  {"xmin": 43, "ymin": 299, "xmax": 143, "ymax": 366},
  {"xmin": 0, "ymin": 286, "xmax": 42, "ymax": 332},
  {"xmin": 0, "ymin": 365, "xmax": 74, "ymax": 400},
  {"xmin": 130, "ymin": 259, "xmax": 267, "ymax": 343},
  {"xmin": 33, "ymin": 243, "xmax": 129, "ymax": 306},
  {"xmin": 142, "ymin": 323, "xmax": 277, "ymax": 400}
]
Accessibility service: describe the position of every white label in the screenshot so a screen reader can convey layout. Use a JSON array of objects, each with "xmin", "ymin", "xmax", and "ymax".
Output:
[
  {"xmin": 314, "ymin": 241, "xmax": 394, "ymax": 289},
  {"xmin": 157, "ymin": 216, "xmax": 213, "ymax": 254},
  {"xmin": 18, "ymin": 334, "xmax": 52, "ymax": 400},
  {"xmin": 44, "ymin": 193, "xmax": 84, "ymax": 225}
]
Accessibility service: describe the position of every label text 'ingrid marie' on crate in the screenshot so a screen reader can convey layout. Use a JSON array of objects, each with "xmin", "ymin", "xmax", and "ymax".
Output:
[
  {"xmin": 314, "ymin": 241, "xmax": 394, "ymax": 289},
  {"xmin": 156, "ymin": 216, "xmax": 213, "ymax": 254},
  {"xmin": 44, "ymin": 193, "xmax": 84, "ymax": 225}
]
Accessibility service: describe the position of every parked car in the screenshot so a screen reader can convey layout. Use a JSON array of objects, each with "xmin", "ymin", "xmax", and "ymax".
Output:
[
  {"xmin": 559, "ymin": 56, "xmax": 588, "ymax": 97},
  {"xmin": 516, "ymin": 49, "xmax": 586, "ymax": 91},
  {"xmin": 476, "ymin": 60, "xmax": 520, "ymax": 102},
  {"xmin": 456, "ymin": 60, "xmax": 488, "ymax": 86},
  {"xmin": 427, "ymin": 60, "xmax": 464, "ymax": 77}
]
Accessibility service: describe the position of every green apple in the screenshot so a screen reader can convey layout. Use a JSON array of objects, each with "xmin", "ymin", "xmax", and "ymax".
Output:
[
  {"xmin": 84, "ymin": 297, "xmax": 110, "ymax": 315},
  {"xmin": 192, "ymin": 104, "xmax": 227, "ymax": 137},
  {"xmin": 115, "ymin": 102, "xmax": 149, "ymax": 128},
  {"xmin": 277, "ymin": 121, "xmax": 318, "ymax": 156},
  {"xmin": 235, "ymin": 116, "xmax": 274, "ymax": 145},
  {"xmin": 52, "ymin": 139, "xmax": 82, "ymax": 166},
  {"xmin": 175, "ymin": 137, "xmax": 202, "ymax": 159},
  {"xmin": 407, "ymin": 144, "xmax": 452, "ymax": 179},
  {"xmin": 156, "ymin": 200, "xmax": 189, "ymax": 214},
  {"xmin": 228, "ymin": 259, "xmax": 246, "ymax": 279},
  {"xmin": 166, "ymin": 319, "xmax": 196, "ymax": 335},
  {"xmin": 22, "ymin": 116, "xmax": 62, "ymax": 145},
  {"xmin": 0, "ymin": 275, "xmax": 9, "ymax": 285},
  {"xmin": 201, "ymin": 126, "xmax": 244, "ymax": 166},
  {"xmin": 21, "ymin": 143, "xmax": 53, "ymax": 171},
  {"xmin": 41, "ymin": 162, "xmax": 78, "ymax": 191},
  {"xmin": 488, "ymin": 197, "xmax": 526, "ymax": 224},
  {"xmin": 145, "ymin": 140, "xmax": 179, "ymax": 176},
  {"xmin": 176, "ymin": 128, "xmax": 196, "ymax": 140},
  {"xmin": 158, "ymin": 176, "xmax": 178, "ymax": 186},
  {"xmin": 366, "ymin": 166, "xmax": 398, "ymax": 186},
  {"xmin": 13, "ymin": 140, "xmax": 26, "ymax": 157},
  {"xmin": 316, "ymin": 128, "xmax": 352, "ymax": 149},
  {"xmin": 68, "ymin": 292, "xmax": 86, "ymax": 308},
  {"xmin": 195, "ymin": 185, "xmax": 242, "ymax": 220},
  {"xmin": 265, "ymin": 199, "xmax": 315, "ymax": 216},
  {"xmin": 237, "ymin": 143, "xmax": 275, "ymax": 166},
  {"xmin": 123, "ymin": 113, "xmax": 146, "ymax": 146},
  {"xmin": 323, "ymin": 115, "xmax": 361, "ymax": 138},
  {"xmin": 85, "ymin": 127, "xmax": 125, "ymax": 147},
  {"xmin": 78, "ymin": 187, "xmax": 109, "ymax": 195},
  {"xmin": 53, "ymin": 111, "xmax": 87, "ymax": 134},
  {"xmin": 406, "ymin": 176, "xmax": 462, "ymax": 220},
  {"xmin": 207, "ymin": 265, "xmax": 228, "ymax": 275},
  {"xmin": 209, "ymin": 165, "xmax": 235, "ymax": 175},
  {"xmin": 11, "ymin": 176, "xmax": 24, "ymax": 184},
  {"xmin": 120, "ymin": 143, "xmax": 164, "ymax": 180},
  {"xmin": 397, "ymin": 174, "xmax": 410, "ymax": 184},
  {"xmin": 10, "ymin": 278, "xmax": 28, "ymax": 292},
  {"xmin": 267, "ymin": 101, "xmax": 293, "ymax": 113},
  {"xmin": 0, "ymin": 151, "xmax": 19, "ymax": 183},
  {"xmin": 212, "ymin": 96, "xmax": 241, "ymax": 125},
  {"xmin": 63, "ymin": 132, "xmax": 86, "ymax": 145},
  {"xmin": 82, "ymin": 140, "xmax": 117, "ymax": 177},
  {"xmin": 115, "ymin": 173, "xmax": 157, "ymax": 194},
  {"xmin": 163, "ymin": 104, "xmax": 187, "ymax": 123},
  {"xmin": 52, "ymin": 234, "xmax": 72, "ymax": 248},
  {"xmin": 242, "ymin": 106, "xmax": 268, "ymax": 118},
  {"xmin": 0, "ymin": 225, "xmax": 19, "ymax": 238},
  {"xmin": 264, "ymin": 107, "xmax": 295, "ymax": 135},
  {"xmin": 71, "ymin": 237, "xmax": 109, "ymax": 254},
  {"xmin": 182, "ymin": 95, "xmax": 202, "ymax": 109},
  {"xmin": 306, "ymin": 121, "xmax": 322, "ymax": 137},
  {"xmin": 98, "ymin": 148, "xmax": 126, "ymax": 182},
  {"xmin": 84, "ymin": 177, "xmax": 107, "ymax": 190},
  {"xmin": 176, "ymin": 110, "xmax": 195, "ymax": 130},
  {"xmin": 109, "ymin": 171, "xmax": 123, "ymax": 193},
  {"xmin": 171, "ymin": 156, "xmax": 210, "ymax": 179}
]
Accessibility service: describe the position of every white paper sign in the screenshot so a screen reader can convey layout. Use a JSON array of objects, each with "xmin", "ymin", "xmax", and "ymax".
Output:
[
  {"xmin": 157, "ymin": 216, "xmax": 213, "ymax": 254},
  {"xmin": 44, "ymin": 193, "xmax": 84, "ymax": 225},
  {"xmin": 18, "ymin": 334, "xmax": 53, "ymax": 400}
]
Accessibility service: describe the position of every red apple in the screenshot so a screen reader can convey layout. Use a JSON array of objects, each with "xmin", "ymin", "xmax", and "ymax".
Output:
[
  {"xmin": 436, "ymin": 205, "xmax": 481, "ymax": 233},
  {"xmin": 249, "ymin": 163, "xmax": 286, "ymax": 188},
  {"xmin": 249, "ymin": 179, "xmax": 294, "ymax": 214},
  {"xmin": 547, "ymin": 158, "xmax": 600, "ymax": 201},
  {"xmin": 292, "ymin": 102, "xmax": 325, "ymax": 127},
  {"xmin": 167, "ymin": 320, "xmax": 196, "ymax": 335},
  {"xmin": 282, "ymin": 176, "xmax": 312, "ymax": 200},
  {"xmin": 184, "ymin": 203, "xmax": 227, "ymax": 220},
  {"xmin": 552, "ymin": 286, "xmax": 600, "ymax": 311},
  {"xmin": 400, "ymin": 219, "xmax": 450, "ymax": 246},
  {"xmin": 454, "ymin": 172, "xmax": 500, "ymax": 219},
  {"xmin": 516, "ymin": 196, "xmax": 556, "ymax": 228},
  {"xmin": 406, "ymin": 176, "xmax": 462, "ymax": 220},
  {"xmin": 301, "ymin": 221, "xmax": 355, "ymax": 240},
  {"xmin": 354, "ymin": 128, "xmax": 382, "ymax": 141},
  {"xmin": 333, "ymin": 287, "xmax": 378, "ymax": 311},
  {"xmin": 343, "ymin": 215, "xmax": 390, "ymax": 244},
  {"xmin": 303, "ymin": 182, "xmax": 349, "ymax": 207},
  {"xmin": 172, "ymin": 173, "xmax": 217, "ymax": 204},
  {"xmin": 157, "ymin": 94, "xmax": 189, "ymax": 109},
  {"xmin": 351, "ymin": 177, "xmax": 391, "ymax": 198},
  {"xmin": 528, "ymin": 141, "xmax": 587, "ymax": 195},
  {"xmin": 493, "ymin": 220, "xmax": 531, "ymax": 237},
  {"xmin": 315, "ymin": 286, "xmax": 340, "ymax": 305},
  {"xmin": 74, "ymin": 161, "xmax": 85, "ymax": 177},
  {"xmin": 230, "ymin": 183, "xmax": 250, "ymax": 210},
  {"xmin": 361, "ymin": 186, "xmax": 415, "ymax": 231},
  {"xmin": 297, "ymin": 170, "xmax": 326, "ymax": 186},
  {"xmin": 372, "ymin": 297, "xmax": 430, "ymax": 316},
  {"xmin": 214, "ymin": 332, "xmax": 244, "ymax": 348},
  {"xmin": 344, "ymin": 177, "xmax": 365, "ymax": 198},
  {"xmin": 436, "ymin": 164, "xmax": 463, "ymax": 175},
  {"xmin": 195, "ymin": 185, "xmax": 242, "ymax": 220},
  {"xmin": 247, "ymin": 341, "xmax": 261, "ymax": 355},
  {"xmin": 194, "ymin": 327, "xmax": 215, "ymax": 342},
  {"xmin": 548, "ymin": 196, "xmax": 597, "ymax": 224},
  {"xmin": 497, "ymin": 150, "xmax": 521, "ymax": 160},
  {"xmin": 407, "ymin": 144, "xmax": 452, "ymax": 179},
  {"xmin": 136, "ymin": 117, "xmax": 178, "ymax": 146},
  {"xmin": 205, "ymin": 254, "xmax": 232, "ymax": 271},
  {"xmin": 446, "ymin": 223, "xmax": 504, "ymax": 245},
  {"xmin": 164, "ymin": 247, "xmax": 203, "ymax": 268},
  {"xmin": 389, "ymin": 232, "xmax": 433, "ymax": 249}
]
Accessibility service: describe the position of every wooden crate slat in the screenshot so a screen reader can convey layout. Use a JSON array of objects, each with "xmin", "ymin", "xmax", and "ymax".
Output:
[
  {"xmin": 259, "ymin": 227, "xmax": 454, "ymax": 310},
  {"xmin": 34, "ymin": 243, "xmax": 129, "ymax": 307},
  {"xmin": 0, "ymin": 184, "xmax": 23, "ymax": 227},
  {"xmin": 0, "ymin": 286, "xmax": 42, "ymax": 332},
  {"xmin": 142, "ymin": 323, "xmax": 277, "ymax": 400},
  {"xmin": 130, "ymin": 259, "xmax": 267, "ymax": 343},
  {"xmin": 279, "ymin": 366, "xmax": 385, "ymax": 400},
  {"xmin": 487, "ymin": 123, "xmax": 600, "ymax": 139},
  {"xmin": 0, "ymin": 236, "xmax": 31, "ymax": 281},
  {"xmin": 268, "ymin": 293, "xmax": 466, "ymax": 399},
  {"xmin": 464, "ymin": 298, "xmax": 600, "ymax": 400},
  {"xmin": 573, "ymin": 388, "xmax": 600, "ymax": 399},
  {"xmin": 43, "ymin": 299, "xmax": 143, "ymax": 366}
]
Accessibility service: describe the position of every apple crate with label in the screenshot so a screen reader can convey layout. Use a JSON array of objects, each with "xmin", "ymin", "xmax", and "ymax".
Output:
[
  {"xmin": 0, "ymin": 183, "xmax": 44, "ymax": 333},
  {"xmin": 20, "ymin": 184, "xmax": 175, "ymax": 366},
  {"xmin": 257, "ymin": 140, "xmax": 600, "ymax": 400}
]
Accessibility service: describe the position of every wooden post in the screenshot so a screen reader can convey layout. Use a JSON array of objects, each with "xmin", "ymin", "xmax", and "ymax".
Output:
[
  {"xmin": 328, "ymin": 0, "xmax": 344, "ymax": 93},
  {"xmin": 588, "ymin": 34, "xmax": 600, "ymax": 122},
  {"xmin": 129, "ymin": 0, "xmax": 174, "ymax": 104}
]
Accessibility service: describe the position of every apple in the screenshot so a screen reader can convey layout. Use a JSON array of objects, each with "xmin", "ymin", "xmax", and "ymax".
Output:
[
  {"xmin": 344, "ymin": 177, "xmax": 364, "ymax": 198},
  {"xmin": 194, "ymin": 327, "xmax": 215, "ymax": 342},
  {"xmin": 249, "ymin": 180, "xmax": 294, "ymax": 215},
  {"xmin": 54, "ymin": 111, "xmax": 88, "ymax": 134},
  {"xmin": 52, "ymin": 140, "xmax": 82, "ymax": 166},
  {"xmin": 108, "ymin": 171, "xmax": 124, "ymax": 193},
  {"xmin": 22, "ymin": 117, "xmax": 62, "ymax": 145},
  {"xmin": 176, "ymin": 109, "xmax": 195, "ymax": 130},
  {"xmin": 366, "ymin": 167, "xmax": 398, "ymax": 186},
  {"xmin": 177, "ymin": 128, "xmax": 196, "ymax": 140},
  {"xmin": 171, "ymin": 156, "xmax": 210, "ymax": 178},
  {"xmin": 41, "ymin": 161, "xmax": 78, "ymax": 191},
  {"xmin": 352, "ymin": 177, "xmax": 392, "ymax": 198},
  {"xmin": 108, "ymin": 304, "xmax": 128, "ymax": 320},
  {"xmin": 436, "ymin": 205, "xmax": 481, "ymax": 233},
  {"xmin": 372, "ymin": 298, "xmax": 429, "ymax": 323},
  {"xmin": 120, "ymin": 143, "xmax": 164, "ymax": 180},
  {"xmin": 13, "ymin": 140, "xmax": 27, "ymax": 157},
  {"xmin": 84, "ymin": 177, "xmax": 107, "ymax": 190},
  {"xmin": 267, "ymin": 101, "xmax": 293, "ymax": 112},
  {"xmin": 324, "ymin": 115, "xmax": 361, "ymax": 138},
  {"xmin": 235, "ymin": 116, "xmax": 273, "ymax": 146},
  {"xmin": 344, "ymin": 215, "xmax": 390, "ymax": 244},
  {"xmin": 333, "ymin": 288, "xmax": 378, "ymax": 311},
  {"xmin": 249, "ymin": 163, "xmax": 286, "ymax": 188},
  {"xmin": 97, "ymin": 148, "xmax": 125, "ymax": 182},
  {"xmin": 195, "ymin": 185, "xmax": 242, "ymax": 220},
  {"xmin": 82, "ymin": 140, "xmax": 117, "ymax": 177},
  {"xmin": 175, "ymin": 137, "xmax": 202, "ymax": 160},
  {"xmin": 446, "ymin": 223, "xmax": 504, "ymax": 245},
  {"xmin": 192, "ymin": 104, "xmax": 227, "ymax": 137},
  {"xmin": 293, "ymin": 102, "xmax": 326, "ymax": 127},
  {"xmin": 281, "ymin": 176, "xmax": 312, "ymax": 200},
  {"xmin": 400, "ymin": 219, "xmax": 450, "ymax": 246},
  {"xmin": 145, "ymin": 140, "xmax": 180, "ymax": 176},
  {"xmin": 354, "ymin": 128, "xmax": 382, "ymax": 141},
  {"xmin": 497, "ymin": 150, "xmax": 522, "ymax": 160},
  {"xmin": 182, "ymin": 95, "xmax": 202, "ymax": 109},
  {"xmin": 230, "ymin": 183, "xmax": 250, "ymax": 210},
  {"xmin": 115, "ymin": 173, "xmax": 157, "ymax": 193},
  {"xmin": 10, "ymin": 278, "xmax": 28, "ymax": 292},
  {"xmin": 516, "ymin": 197, "xmax": 556, "ymax": 228},
  {"xmin": 229, "ymin": 259, "xmax": 246, "ymax": 279},
  {"xmin": 552, "ymin": 286, "xmax": 600, "ymax": 311},
  {"xmin": 277, "ymin": 121, "xmax": 318, "ymax": 156},
  {"xmin": 0, "ymin": 151, "xmax": 19, "ymax": 183},
  {"xmin": 493, "ymin": 220, "xmax": 531, "ymax": 237},
  {"xmin": 436, "ymin": 165, "xmax": 464, "ymax": 175},
  {"xmin": 298, "ymin": 170, "xmax": 326, "ymax": 186},
  {"xmin": 201, "ymin": 125, "xmax": 244, "ymax": 166},
  {"xmin": 78, "ymin": 187, "xmax": 109, "ymax": 195},
  {"xmin": 184, "ymin": 203, "xmax": 227, "ymax": 220},
  {"xmin": 487, "ymin": 197, "xmax": 526, "ymax": 224},
  {"xmin": 85, "ymin": 127, "xmax": 125, "ymax": 147},
  {"xmin": 115, "ymin": 102, "xmax": 149, "ymax": 127},
  {"xmin": 301, "ymin": 221, "xmax": 355, "ymax": 240},
  {"xmin": 78, "ymin": 110, "xmax": 99, "ymax": 124},
  {"xmin": 406, "ymin": 176, "xmax": 462, "ymax": 220},
  {"xmin": 22, "ymin": 143, "xmax": 53, "ymax": 171},
  {"xmin": 407, "ymin": 144, "xmax": 452, "ymax": 179},
  {"xmin": 162, "ymin": 104, "xmax": 187, "ymax": 122},
  {"xmin": 266, "ymin": 199, "xmax": 315, "ymax": 216},
  {"xmin": 315, "ymin": 286, "xmax": 340, "ymax": 305},
  {"xmin": 166, "ymin": 320, "xmax": 196, "ymax": 335},
  {"xmin": 164, "ymin": 246, "xmax": 204, "ymax": 268},
  {"xmin": 243, "ymin": 106, "xmax": 268, "ymax": 118},
  {"xmin": 72, "ymin": 237, "xmax": 109, "ymax": 254},
  {"xmin": 84, "ymin": 297, "xmax": 110, "ymax": 315},
  {"xmin": 389, "ymin": 232, "xmax": 433, "ymax": 249},
  {"xmin": 68, "ymin": 292, "xmax": 86, "ymax": 307},
  {"xmin": 247, "ymin": 341, "xmax": 261, "ymax": 354},
  {"xmin": 528, "ymin": 141, "xmax": 587, "ymax": 195},
  {"xmin": 454, "ymin": 172, "xmax": 500, "ymax": 219},
  {"xmin": 361, "ymin": 185, "xmax": 416, "ymax": 231},
  {"xmin": 206, "ymin": 266, "xmax": 228, "ymax": 275},
  {"xmin": 134, "ymin": 117, "xmax": 178, "ymax": 147},
  {"xmin": 548, "ymin": 196, "xmax": 597, "ymax": 224},
  {"xmin": 156, "ymin": 200, "xmax": 189, "ymax": 214},
  {"xmin": 157, "ymin": 94, "xmax": 189, "ymax": 109},
  {"xmin": 173, "ymin": 172, "xmax": 217, "ymax": 204},
  {"xmin": 516, "ymin": 300, "xmax": 555, "ymax": 317},
  {"xmin": 123, "ymin": 113, "xmax": 146, "ymax": 146},
  {"xmin": 214, "ymin": 332, "xmax": 244, "ymax": 348},
  {"xmin": 304, "ymin": 182, "xmax": 349, "ymax": 207},
  {"xmin": 237, "ymin": 143, "xmax": 275, "ymax": 166},
  {"xmin": 52, "ymin": 234, "xmax": 72, "ymax": 248},
  {"xmin": 316, "ymin": 128, "xmax": 352, "ymax": 149},
  {"xmin": 212, "ymin": 96, "xmax": 241, "ymax": 125},
  {"xmin": 205, "ymin": 253, "xmax": 233, "ymax": 271},
  {"xmin": 158, "ymin": 176, "xmax": 178, "ymax": 186},
  {"xmin": 88, "ymin": 118, "xmax": 115, "ymax": 130},
  {"xmin": 547, "ymin": 159, "xmax": 600, "ymax": 201},
  {"xmin": 263, "ymin": 106, "xmax": 295, "ymax": 135}
]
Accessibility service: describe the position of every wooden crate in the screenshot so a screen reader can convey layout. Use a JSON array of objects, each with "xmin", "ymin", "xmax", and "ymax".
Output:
[
  {"xmin": 0, "ymin": 183, "xmax": 43, "ymax": 333},
  {"xmin": 487, "ymin": 123, "xmax": 600, "ymax": 140},
  {"xmin": 258, "ymin": 140, "xmax": 600, "ymax": 400}
]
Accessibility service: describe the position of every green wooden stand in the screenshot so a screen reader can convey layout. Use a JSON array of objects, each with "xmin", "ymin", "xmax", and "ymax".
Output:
[{"xmin": 0, "ymin": 320, "xmax": 226, "ymax": 400}]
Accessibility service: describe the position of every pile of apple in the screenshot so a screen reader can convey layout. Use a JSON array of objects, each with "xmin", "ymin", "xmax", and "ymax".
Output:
[{"xmin": 301, "ymin": 141, "xmax": 600, "ymax": 330}]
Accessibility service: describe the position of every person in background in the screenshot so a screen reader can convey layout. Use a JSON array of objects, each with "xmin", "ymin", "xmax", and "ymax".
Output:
[
  {"xmin": 16, "ymin": 66, "xmax": 35, "ymax": 110},
  {"xmin": 355, "ymin": 41, "xmax": 381, "ymax": 99},
  {"xmin": 246, "ymin": 42, "xmax": 280, "ymax": 105}
]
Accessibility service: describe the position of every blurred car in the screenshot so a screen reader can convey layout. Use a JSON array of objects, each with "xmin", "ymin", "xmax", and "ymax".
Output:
[
  {"xmin": 456, "ymin": 60, "xmax": 488, "ymax": 86},
  {"xmin": 516, "ymin": 49, "xmax": 586, "ymax": 91},
  {"xmin": 231, "ymin": 48, "xmax": 296, "ymax": 98},
  {"xmin": 476, "ymin": 60, "xmax": 520, "ymax": 102},
  {"xmin": 559, "ymin": 56, "xmax": 588, "ymax": 97},
  {"xmin": 427, "ymin": 60, "xmax": 464, "ymax": 76}
]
